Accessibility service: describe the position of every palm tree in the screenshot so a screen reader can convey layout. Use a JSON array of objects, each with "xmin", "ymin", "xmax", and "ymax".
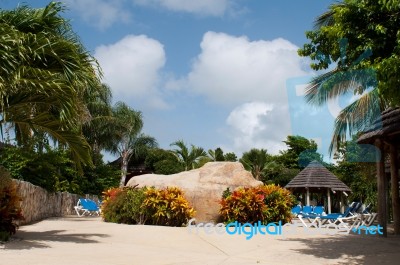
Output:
[
  {"xmin": 109, "ymin": 102, "xmax": 157, "ymax": 186},
  {"xmin": 302, "ymin": 2, "xmax": 385, "ymax": 154},
  {"xmin": 240, "ymin": 148, "xmax": 271, "ymax": 180},
  {"xmin": 208, "ymin": 147, "xmax": 225, "ymax": 161},
  {"xmin": 305, "ymin": 55, "xmax": 383, "ymax": 155},
  {"xmin": 82, "ymin": 83, "xmax": 114, "ymax": 154},
  {"xmin": 170, "ymin": 140, "xmax": 207, "ymax": 171},
  {"xmin": 0, "ymin": 3, "xmax": 101, "ymax": 166}
]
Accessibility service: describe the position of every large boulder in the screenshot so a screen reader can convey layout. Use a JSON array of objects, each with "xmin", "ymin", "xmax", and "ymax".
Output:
[{"xmin": 126, "ymin": 162, "xmax": 262, "ymax": 222}]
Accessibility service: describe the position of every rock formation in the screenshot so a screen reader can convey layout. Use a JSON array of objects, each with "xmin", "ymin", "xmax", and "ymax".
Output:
[{"xmin": 126, "ymin": 162, "xmax": 263, "ymax": 222}]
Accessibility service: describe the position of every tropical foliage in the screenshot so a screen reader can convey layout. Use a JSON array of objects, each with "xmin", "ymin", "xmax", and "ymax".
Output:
[
  {"xmin": 240, "ymin": 148, "xmax": 271, "ymax": 180},
  {"xmin": 144, "ymin": 148, "xmax": 184, "ymax": 175},
  {"xmin": 101, "ymin": 186, "xmax": 195, "ymax": 227},
  {"xmin": 333, "ymin": 137, "xmax": 378, "ymax": 210},
  {"xmin": 101, "ymin": 186, "xmax": 148, "ymax": 224},
  {"xmin": 0, "ymin": 145, "xmax": 120, "ymax": 195},
  {"xmin": 107, "ymin": 102, "xmax": 158, "ymax": 186},
  {"xmin": 219, "ymin": 185, "xmax": 295, "ymax": 224},
  {"xmin": 0, "ymin": 2, "xmax": 100, "ymax": 167},
  {"xmin": 298, "ymin": 0, "xmax": 400, "ymax": 152},
  {"xmin": 170, "ymin": 140, "xmax": 207, "ymax": 171},
  {"xmin": 143, "ymin": 186, "xmax": 195, "ymax": 226}
]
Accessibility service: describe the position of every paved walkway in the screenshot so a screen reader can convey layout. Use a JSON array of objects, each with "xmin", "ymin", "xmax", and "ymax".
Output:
[{"xmin": 1, "ymin": 217, "xmax": 400, "ymax": 265}]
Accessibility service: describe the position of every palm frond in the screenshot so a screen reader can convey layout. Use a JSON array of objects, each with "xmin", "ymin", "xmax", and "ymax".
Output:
[
  {"xmin": 306, "ymin": 67, "xmax": 377, "ymax": 106},
  {"xmin": 329, "ymin": 88, "xmax": 383, "ymax": 154}
]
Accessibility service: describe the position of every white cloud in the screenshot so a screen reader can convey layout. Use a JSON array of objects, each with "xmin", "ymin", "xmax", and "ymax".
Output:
[
  {"xmin": 170, "ymin": 32, "xmax": 310, "ymax": 154},
  {"xmin": 133, "ymin": 0, "xmax": 230, "ymax": 16},
  {"xmin": 95, "ymin": 35, "xmax": 168, "ymax": 109},
  {"xmin": 226, "ymin": 102, "xmax": 290, "ymax": 155},
  {"xmin": 64, "ymin": 0, "xmax": 131, "ymax": 30},
  {"xmin": 227, "ymin": 102, "xmax": 273, "ymax": 137},
  {"xmin": 180, "ymin": 31, "xmax": 308, "ymax": 106}
]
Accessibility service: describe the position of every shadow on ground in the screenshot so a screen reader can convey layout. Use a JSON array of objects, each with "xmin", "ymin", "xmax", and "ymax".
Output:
[
  {"xmin": 4, "ymin": 229, "xmax": 109, "ymax": 250},
  {"xmin": 280, "ymin": 234, "xmax": 400, "ymax": 264}
]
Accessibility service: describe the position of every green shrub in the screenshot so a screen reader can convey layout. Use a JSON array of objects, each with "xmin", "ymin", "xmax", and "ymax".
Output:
[
  {"xmin": 101, "ymin": 186, "xmax": 195, "ymax": 227},
  {"xmin": 101, "ymin": 187, "xmax": 147, "ymax": 224},
  {"xmin": 219, "ymin": 184, "xmax": 295, "ymax": 224},
  {"xmin": 0, "ymin": 167, "xmax": 24, "ymax": 241}
]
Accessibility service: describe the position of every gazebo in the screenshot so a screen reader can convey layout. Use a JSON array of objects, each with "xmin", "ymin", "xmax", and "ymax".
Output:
[
  {"xmin": 285, "ymin": 160, "xmax": 351, "ymax": 214},
  {"xmin": 358, "ymin": 107, "xmax": 400, "ymax": 236}
]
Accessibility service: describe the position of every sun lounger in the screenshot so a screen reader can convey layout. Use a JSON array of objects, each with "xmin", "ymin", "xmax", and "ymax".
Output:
[
  {"xmin": 74, "ymin": 198, "xmax": 101, "ymax": 217},
  {"xmin": 291, "ymin": 205, "xmax": 302, "ymax": 217}
]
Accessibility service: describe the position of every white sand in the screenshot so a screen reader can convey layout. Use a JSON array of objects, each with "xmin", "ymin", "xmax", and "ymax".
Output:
[{"xmin": 1, "ymin": 216, "xmax": 399, "ymax": 265}]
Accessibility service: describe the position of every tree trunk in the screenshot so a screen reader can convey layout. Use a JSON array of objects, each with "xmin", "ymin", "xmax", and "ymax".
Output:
[
  {"xmin": 119, "ymin": 152, "xmax": 128, "ymax": 187},
  {"xmin": 390, "ymin": 143, "xmax": 400, "ymax": 235}
]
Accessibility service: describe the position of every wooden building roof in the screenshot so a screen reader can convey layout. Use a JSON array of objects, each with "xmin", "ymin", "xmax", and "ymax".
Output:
[{"xmin": 285, "ymin": 161, "xmax": 351, "ymax": 192}]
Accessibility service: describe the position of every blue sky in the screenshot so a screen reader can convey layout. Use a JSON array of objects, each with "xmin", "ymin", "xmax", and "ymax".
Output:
[{"xmin": 2, "ymin": 0, "xmax": 344, "ymax": 162}]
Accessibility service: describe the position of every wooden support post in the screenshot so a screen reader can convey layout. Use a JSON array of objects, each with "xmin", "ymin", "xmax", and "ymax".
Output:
[
  {"xmin": 327, "ymin": 188, "xmax": 331, "ymax": 214},
  {"xmin": 340, "ymin": 192, "xmax": 345, "ymax": 213},
  {"xmin": 376, "ymin": 139, "xmax": 387, "ymax": 237},
  {"xmin": 306, "ymin": 188, "xmax": 310, "ymax": 206},
  {"xmin": 390, "ymin": 143, "xmax": 400, "ymax": 235}
]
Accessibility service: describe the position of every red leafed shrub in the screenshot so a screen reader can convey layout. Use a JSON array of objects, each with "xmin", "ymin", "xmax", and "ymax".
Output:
[
  {"xmin": 0, "ymin": 167, "xmax": 24, "ymax": 241},
  {"xmin": 219, "ymin": 184, "xmax": 295, "ymax": 224},
  {"xmin": 101, "ymin": 186, "xmax": 195, "ymax": 227}
]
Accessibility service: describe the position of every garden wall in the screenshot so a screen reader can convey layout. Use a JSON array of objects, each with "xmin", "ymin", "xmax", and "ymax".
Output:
[{"xmin": 13, "ymin": 180, "xmax": 98, "ymax": 225}]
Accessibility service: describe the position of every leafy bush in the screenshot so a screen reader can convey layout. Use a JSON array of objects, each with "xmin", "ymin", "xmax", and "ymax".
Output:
[
  {"xmin": 101, "ymin": 186, "xmax": 195, "ymax": 227},
  {"xmin": 143, "ymin": 187, "xmax": 195, "ymax": 226},
  {"xmin": 0, "ymin": 167, "xmax": 24, "ymax": 241},
  {"xmin": 0, "ymin": 145, "xmax": 120, "ymax": 195},
  {"xmin": 219, "ymin": 184, "xmax": 295, "ymax": 224}
]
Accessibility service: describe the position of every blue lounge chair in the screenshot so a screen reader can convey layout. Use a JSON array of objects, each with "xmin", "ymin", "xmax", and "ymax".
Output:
[
  {"xmin": 301, "ymin": 206, "xmax": 313, "ymax": 215},
  {"xmin": 74, "ymin": 198, "xmax": 101, "ymax": 217},
  {"xmin": 313, "ymin": 206, "xmax": 325, "ymax": 215},
  {"xmin": 291, "ymin": 205, "xmax": 302, "ymax": 216},
  {"xmin": 298, "ymin": 205, "xmax": 325, "ymax": 227},
  {"xmin": 318, "ymin": 202, "xmax": 362, "ymax": 225}
]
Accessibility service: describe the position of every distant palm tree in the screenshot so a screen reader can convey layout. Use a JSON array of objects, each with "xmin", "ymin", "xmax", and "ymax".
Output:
[
  {"xmin": 240, "ymin": 148, "xmax": 271, "ymax": 180},
  {"xmin": 108, "ymin": 102, "xmax": 157, "ymax": 186},
  {"xmin": 170, "ymin": 140, "xmax": 207, "ymax": 171},
  {"xmin": 208, "ymin": 147, "xmax": 225, "ymax": 161}
]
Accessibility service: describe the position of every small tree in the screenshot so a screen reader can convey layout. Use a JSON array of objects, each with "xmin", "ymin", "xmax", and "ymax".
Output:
[{"xmin": 109, "ymin": 102, "xmax": 157, "ymax": 186}]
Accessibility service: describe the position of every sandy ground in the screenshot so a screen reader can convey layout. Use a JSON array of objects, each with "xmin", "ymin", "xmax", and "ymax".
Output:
[{"xmin": 1, "ymin": 216, "xmax": 400, "ymax": 265}]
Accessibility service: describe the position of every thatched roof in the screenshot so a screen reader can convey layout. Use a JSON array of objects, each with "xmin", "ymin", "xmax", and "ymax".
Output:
[
  {"xmin": 285, "ymin": 161, "xmax": 351, "ymax": 192},
  {"xmin": 358, "ymin": 107, "xmax": 400, "ymax": 144}
]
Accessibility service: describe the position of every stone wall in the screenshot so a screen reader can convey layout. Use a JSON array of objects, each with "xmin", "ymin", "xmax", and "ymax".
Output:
[{"xmin": 13, "ymin": 180, "xmax": 98, "ymax": 225}]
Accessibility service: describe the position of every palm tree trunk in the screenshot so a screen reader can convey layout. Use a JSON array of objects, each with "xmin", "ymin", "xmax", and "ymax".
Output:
[{"xmin": 120, "ymin": 152, "xmax": 129, "ymax": 187}]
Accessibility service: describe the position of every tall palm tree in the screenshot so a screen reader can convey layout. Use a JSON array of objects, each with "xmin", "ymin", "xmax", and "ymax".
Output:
[
  {"xmin": 170, "ymin": 140, "xmax": 207, "ymax": 171},
  {"xmin": 109, "ymin": 102, "xmax": 157, "ymax": 186},
  {"xmin": 0, "ymin": 3, "xmax": 101, "ymax": 166}
]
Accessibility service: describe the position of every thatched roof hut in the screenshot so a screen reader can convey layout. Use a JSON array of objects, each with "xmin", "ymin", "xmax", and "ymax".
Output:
[
  {"xmin": 286, "ymin": 161, "xmax": 351, "ymax": 192},
  {"xmin": 358, "ymin": 108, "xmax": 400, "ymax": 144},
  {"xmin": 285, "ymin": 161, "xmax": 351, "ymax": 213},
  {"xmin": 357, "ymin": 107, "xmax": 400, "ymax": 236}
]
